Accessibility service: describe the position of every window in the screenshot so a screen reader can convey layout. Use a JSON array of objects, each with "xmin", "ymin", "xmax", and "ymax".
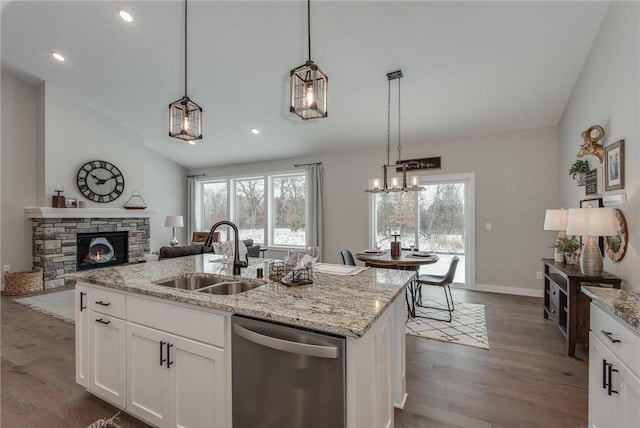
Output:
[
  {"xmin": 271, "ymin": 174, "xmax": 306, "ymax": 246},
  {"xmin": 197, "ymin": 171, "xmax": 307, "ymax": 248},
  {"xmin": 371, "ymin": 174, "xmax": 474, "ymax": 285}
]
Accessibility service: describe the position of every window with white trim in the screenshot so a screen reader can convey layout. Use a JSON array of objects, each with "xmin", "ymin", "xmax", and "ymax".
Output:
[{"xmin": 197, "ymin": 171, "xmax": 306, "ymax": 248}]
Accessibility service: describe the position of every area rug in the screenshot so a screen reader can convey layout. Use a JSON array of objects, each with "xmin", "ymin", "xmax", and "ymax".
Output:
[
  {"xmin": 14, "ymin": 289, "xmax": 75, "ymax": 324},
  {"xmin": 406, "ymin": 297, "xmax": 489, "ymax": 349}
]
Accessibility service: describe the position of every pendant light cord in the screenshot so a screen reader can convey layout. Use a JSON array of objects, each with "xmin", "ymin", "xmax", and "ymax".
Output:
[
  {"xmin": 397, "ymin": 77, "xmax": 402, "ymax": 162},
  {"xmin": 184, "ymin": 0, "xmax": 188, "ymax": 97},
  {"xmin": 386, "ymin": 79, "xmax": 391, "ymax": 166},
  {"xmin": 307, "ymin": 0, "xmax": 311, "ymax": 61}
]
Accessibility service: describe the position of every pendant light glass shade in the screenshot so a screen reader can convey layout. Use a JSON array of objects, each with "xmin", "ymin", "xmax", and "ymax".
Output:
[
  {"xmin": 290, "ymin": 60, "xmax": 328, "ymax": 120},
  {"xmin": 169, "ymin": 0, "xmax": 203, "ymax": 142},
  {"xmin": 169, "ymin": 96, "xmax": 202, "ymax": 141}
]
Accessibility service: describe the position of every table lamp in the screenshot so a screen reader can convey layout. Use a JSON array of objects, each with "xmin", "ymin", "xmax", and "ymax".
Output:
[
  {"xmin": 164, "ymin": 215, "xmax": 184, "ymax": 247},
  {"xmin": 566, "ymin": 207, "xmax": 616, "ymax": 276},
  {"xmin": 544, "ymin": 208, "xmax": 568, "ymax": 263}
]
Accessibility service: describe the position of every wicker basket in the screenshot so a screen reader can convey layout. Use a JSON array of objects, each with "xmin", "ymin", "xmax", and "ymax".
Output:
[{"xmin": 3, "ymin": 269, "xmax": 44, "ymax": 296}]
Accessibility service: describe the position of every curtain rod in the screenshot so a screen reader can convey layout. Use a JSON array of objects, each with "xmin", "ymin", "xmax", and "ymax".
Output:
[
  {"xmin": 294, "ymin": 162, "xmax": 322, "ymax": 167},
  {"xmin": 187, "ymin": 174, "xmax": 205, "ymax": 178}
]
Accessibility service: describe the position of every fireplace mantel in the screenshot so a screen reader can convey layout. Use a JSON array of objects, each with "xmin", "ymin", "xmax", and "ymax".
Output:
[{"xmin": 25, "ymin": 207, "xmax": 153, "ymax": 219}]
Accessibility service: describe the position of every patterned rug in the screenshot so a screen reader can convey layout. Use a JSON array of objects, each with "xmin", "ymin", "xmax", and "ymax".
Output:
[
  {"xmin": 406, "ymin": 297, "xmax": 489, "ymax": 349},
  {"xmin": 14, "ymin": 289, "xmax": 75, "ymax": 324}
]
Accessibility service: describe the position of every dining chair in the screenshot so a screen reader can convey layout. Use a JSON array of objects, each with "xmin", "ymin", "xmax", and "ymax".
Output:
[
  {"xmin": 340, "ymin": 249, "xmax": 356, "ymax": 266},
  {"xmin": 415, "ymin": 256, "xmax": 459, "ymax": 322}
]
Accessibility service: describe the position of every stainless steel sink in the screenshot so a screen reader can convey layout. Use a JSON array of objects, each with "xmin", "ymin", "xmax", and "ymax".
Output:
[
  {"xmin": 154, "ymin": 275, "xmax": 231, "ymax": 290},
  {"xmin": 198, "ymin": 280, "xmax": 267, "ymax": 295}
]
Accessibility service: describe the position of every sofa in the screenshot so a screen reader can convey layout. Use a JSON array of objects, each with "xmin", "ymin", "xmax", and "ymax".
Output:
[{"xmin": 158, "ymin": 239, "xmax": 260, "ymax": 260}]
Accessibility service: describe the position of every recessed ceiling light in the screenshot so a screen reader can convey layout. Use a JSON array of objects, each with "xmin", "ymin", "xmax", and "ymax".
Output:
[
  {"xmin": 119, "ymin": 9, "xmax": 133, "ymax": 23},
  {"xmin": 51, "ymin": 52, "xmax": 65, "ymax": 62},
  {"xmin": 250, "ymin": 128, "xmax": 260, "ymax": 135},
  {"xmin": 188, "ymin": 140, "xmax": 196, "ymax": 146}
]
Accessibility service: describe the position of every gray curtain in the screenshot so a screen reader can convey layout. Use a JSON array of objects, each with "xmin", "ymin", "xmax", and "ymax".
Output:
[
  {"xmin": 187, "ymin": 176, "xmax": 197, "ymax": 241},
  {"xmin": 307, "ymin": 164, "xmax": 323, "ymax": 262}
]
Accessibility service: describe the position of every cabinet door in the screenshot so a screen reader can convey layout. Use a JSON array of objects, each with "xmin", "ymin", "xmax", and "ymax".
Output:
[
  {"xmin": 589, "ymin": 332, "xmax": 640, "ymax": 428},
  {"xmin": 89, "ymin": 312, "xmax": 126, "ymax": 408},
  {"xmin": 170, "ymin": 335, "xmax": 227, "ymax": 428},
  {"xmin": 75, "ymin": 284, "xmax": 90, "ymax": 387},
  {"xmin": 127, "ymin": 323, "xmax": 171, "ymax": 427}
]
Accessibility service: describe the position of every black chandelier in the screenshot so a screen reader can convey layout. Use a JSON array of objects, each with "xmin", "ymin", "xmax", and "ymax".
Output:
[{"xmin": 169, "ymin": 0, "xmax": 202, "ymax": 143}]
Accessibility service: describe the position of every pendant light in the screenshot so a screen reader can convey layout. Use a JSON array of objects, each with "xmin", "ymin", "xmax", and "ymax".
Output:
[
  {"xmin": 366, "ymin": 70, "xmax": 424, "ymax": 193},
  {"xmin": 169, "ymin": 0, "xmax": 202, "ymax": 143},
  {"xmin": 290, "ymin": 0, "xmax": 328, "ymax": 120}
]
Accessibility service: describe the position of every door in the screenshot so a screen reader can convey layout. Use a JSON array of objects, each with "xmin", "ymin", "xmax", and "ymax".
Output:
[
  {"xmin": 75, "ymin": 284, "xmax": 89, "ymax": 387},
  {"xmin": 89, "ymin": 312, "xmax": 126, "ymax": 408},
  {"xmin": 127, "ymin": 323, "xmax": 171, "ymax": 427},
  {"xmin": 371, "ymin": 173, "xmax": 474, "ymax": 286},
  {"xmin": 170, "ymin": 335, "xmax": 227, "ymax": 428}
]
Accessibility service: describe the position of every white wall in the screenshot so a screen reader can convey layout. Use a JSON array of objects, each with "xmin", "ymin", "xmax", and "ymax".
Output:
[
  {"xmin": 1, "ymin": 73, "xmax": 187, "ymax": 275},
  {"xmin": 1, "ymin": 70, "xmax": 37, "ymax": 277},
  {"xmin": 558, "ymin": 1, "xmax": 639, "ymax": 290},
  {"xmin": 190, "ymin": 126, "xmax": 559, "ymax": 294},
  {"xmin": 144, "ymin": 147, "xmax": 188, "ymax": 252}
]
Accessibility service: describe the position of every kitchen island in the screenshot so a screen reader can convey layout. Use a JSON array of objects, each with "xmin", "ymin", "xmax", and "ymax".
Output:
[{"xmin": 75, "ymin": 254, "xmax": 413, "ymax": 428}]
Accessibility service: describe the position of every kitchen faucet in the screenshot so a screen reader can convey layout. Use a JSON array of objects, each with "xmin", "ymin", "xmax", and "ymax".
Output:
[{"xmin": 204, "ymin": 221, "xmax": 248, "ymax": 275}]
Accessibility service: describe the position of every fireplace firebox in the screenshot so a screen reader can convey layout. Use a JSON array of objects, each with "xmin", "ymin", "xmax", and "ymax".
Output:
[{"xmin": 77, "ymin": 231, "xmax": 128, "ymax": 271}]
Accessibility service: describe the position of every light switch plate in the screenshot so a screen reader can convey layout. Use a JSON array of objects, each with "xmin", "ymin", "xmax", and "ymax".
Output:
[{"xmin": 485, "ymin": 222, "xmax": 492, "ymax": 231}]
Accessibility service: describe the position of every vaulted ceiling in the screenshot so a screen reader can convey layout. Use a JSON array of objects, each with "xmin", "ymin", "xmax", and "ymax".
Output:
[{"xmin": 1, "ymin": 1, "xmax": 609, "ymax": 169}]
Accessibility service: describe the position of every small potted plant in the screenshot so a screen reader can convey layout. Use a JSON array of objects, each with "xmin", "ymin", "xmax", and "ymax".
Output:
[
  {"xmin": 569, "ymin": 159, "xmax": 590, "ymax": 186},
  {"xmin": 552, "ymin": 236, "xmax": 582, "ymax": 265}
]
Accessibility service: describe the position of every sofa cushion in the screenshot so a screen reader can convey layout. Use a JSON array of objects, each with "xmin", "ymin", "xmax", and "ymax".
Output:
[{"xmin": 159, "ymin": 245, "xmax": 205, "ymax": 259}]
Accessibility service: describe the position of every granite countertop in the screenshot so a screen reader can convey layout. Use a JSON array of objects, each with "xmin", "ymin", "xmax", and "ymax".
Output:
[
  {"xmin": 74, "ymin": 254, "xmax": 414, "ymax": 338},
  {"xmin": 582, "ymin": 286, "xmax": 640, "ymax": 335}
]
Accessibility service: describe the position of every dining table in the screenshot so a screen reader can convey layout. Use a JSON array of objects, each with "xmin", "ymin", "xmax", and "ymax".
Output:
[{"xmin": 355, "ymin": 249, "xmax": 439, "ymax": 318}]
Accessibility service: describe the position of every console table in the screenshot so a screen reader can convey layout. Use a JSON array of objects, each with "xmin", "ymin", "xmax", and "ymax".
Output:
[{"xmin": 542, "ymin": 258, "xmax": 621, "ymax": 357}]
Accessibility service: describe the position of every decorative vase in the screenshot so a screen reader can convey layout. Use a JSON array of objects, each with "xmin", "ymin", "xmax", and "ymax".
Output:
[
  {"xmin": 571, "ymin": 251, "xmax": 581, "ymax": 267},
  {"xmin": 565, "ymin": 253, "xmax": 573, "ymax": 265},
  {"xmin": 390, "ymin": 242, "xmax": 401, "ymax": 259}
]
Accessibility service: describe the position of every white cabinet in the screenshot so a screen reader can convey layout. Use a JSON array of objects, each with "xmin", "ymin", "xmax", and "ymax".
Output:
[
  {"xmin": 76, "ymin": 282, "xmax": 230, "ymax": 428},
  {"xmin": 89, "ymin": 311, "xmax": 126, "ymax": 408},
  {"xmin": 127, "ymin": 323, "xmax": 227, "ymax": 428},
  {"xmin": 75, "ymin": 284, "xmax": 90, "ymax": 387},
  {"xmin": 589, "ymin": 305, "xmax": 640, "ymax": 428}
]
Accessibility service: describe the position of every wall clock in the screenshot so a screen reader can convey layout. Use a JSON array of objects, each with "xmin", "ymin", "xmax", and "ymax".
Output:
[
  {"xmin": 605, "ymin": 208, "xmax": 627, "ymax": 262},
  {"xmin": 77, "ymin": 160, "xmax": 125, "ymax": 203}
]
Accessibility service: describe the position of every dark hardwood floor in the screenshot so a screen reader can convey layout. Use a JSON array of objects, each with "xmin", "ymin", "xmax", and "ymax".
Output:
[
  {"xmin": 1, "ymin": 285, "xmax": 587, "ymax": 427},
  {"xmin": 395, "ymin": 287, "xmax": 588, "ymax": 428}
]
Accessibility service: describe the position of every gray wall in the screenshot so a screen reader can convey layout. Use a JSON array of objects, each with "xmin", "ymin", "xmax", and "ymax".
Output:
[
  {"xmin": 191, "ymin": 125, "xmax": 559, "ymax": 295},
  {"xmin": 0, "ymin": 71, "xmax": 188, "ymax": 279},
  {"xmin": 558, "ymin": 1, "xmax": 639, "ymax": 291}
]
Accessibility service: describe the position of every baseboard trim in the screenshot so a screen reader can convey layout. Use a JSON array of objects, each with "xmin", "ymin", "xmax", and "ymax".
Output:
[
  {"xmin": 394, "ymin": 392, "xmax": 408, "ymax": 410},
  {"xmin": 466, "ymin": 283, "xmax": 543, "ymax": 298}
]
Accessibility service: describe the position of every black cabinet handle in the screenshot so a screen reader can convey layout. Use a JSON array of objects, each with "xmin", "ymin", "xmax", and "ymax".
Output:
[
  {"xmin": 607, "ymin": 363, "xmax": 619, "ymax": 396},
  {"xmin": 160, "ymin": 341, "xmax": 166, "ymax": 366},
  {"xmin": 95, "ymin": 300, "xmax": 111, "ymax": 307},
  {"xmin": 601, "ymin": 330, "xmax": 621, "ymax": 344},
  {"xmin": 80, "ymin": 292, "xmax": 87, "ymax": 311},
  {"xmin": 166, "ymin": 343, "xmax": 174, "ymax": 369},
  {"xmin": 602, "ymin": 359, "xmax": 608, "ymax": 389},
  {"xmin": 95, "ymin": 318, "xmax": 111, "ymax": 325}
]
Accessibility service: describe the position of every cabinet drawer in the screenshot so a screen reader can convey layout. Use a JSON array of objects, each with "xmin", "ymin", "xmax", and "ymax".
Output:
[
  {"xmin": 591, "ymin": 304, "xmax": 640, "ymax": 375},
  {"xmin": 549, "ymin": 283, "xmax": 562, "ymax": 303},
  {"xmin": 548, "ymin": 297, "xmax": 559, "ymax": 324},
  {"xmin": 127, "ymin": 296, "xmax": 226, "ymax": 348},
  {"xmin": 89, "ymin": 287, "xmax": 126, "ymax": 319}
]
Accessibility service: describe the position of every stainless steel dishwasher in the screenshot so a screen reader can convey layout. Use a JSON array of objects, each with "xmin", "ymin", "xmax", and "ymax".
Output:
[{"xmin": 231, "ymin": 315, "xmax": 346, "ymax": 428}]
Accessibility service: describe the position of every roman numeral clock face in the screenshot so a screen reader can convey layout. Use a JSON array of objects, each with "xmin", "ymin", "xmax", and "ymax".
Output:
[{"xmin": 76, "ymin": 160, "xmax": 125, "ymax": 203}]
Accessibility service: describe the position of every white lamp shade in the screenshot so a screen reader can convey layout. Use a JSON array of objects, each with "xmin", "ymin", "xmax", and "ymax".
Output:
[
  {"xmin": 164, "ymin": 215, "xmax": 184, "ymax": 228},
  {"xmin": 543, "ymin": 209, "xmax": 568, "ymax": 231},
  {"xmin": 566, "ymin": 207, "xmax": 616, "ymax": 236}
]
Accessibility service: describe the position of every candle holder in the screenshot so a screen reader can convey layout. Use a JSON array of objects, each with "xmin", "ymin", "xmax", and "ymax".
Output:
[{"xmin": 52, "ymin": 189, "xmax": 66, "ymax": 208}]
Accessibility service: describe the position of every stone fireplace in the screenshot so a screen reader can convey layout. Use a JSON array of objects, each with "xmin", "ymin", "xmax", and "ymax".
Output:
[{"xmin": 26, "ymin": 208, "xmax": 151, "ymax": 288}]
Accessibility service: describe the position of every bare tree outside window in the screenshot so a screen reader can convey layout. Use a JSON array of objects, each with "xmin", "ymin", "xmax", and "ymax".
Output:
[
  {"xmin": 234, "ymin": 178, "xmax": 265, "ymax": 243},
  {"xmin": 202, "ymin": 181, "xmax": 228, "ymax": 240},
  {"xmin": 272, "ymin": 174, "xmax": 306, "ymax": 246}
]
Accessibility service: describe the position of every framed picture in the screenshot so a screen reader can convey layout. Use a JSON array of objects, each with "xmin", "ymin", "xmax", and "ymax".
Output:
[
  {"xmin": 580, "ymin": 198, "xmax": 604, "ymax": 255},
  {"xmin": 66, "ymin": 198, "xmax": 77, "ymax": 208},
  {"xmin": 605, "ymin": 140, "xmax": 624, "ymax": 191}
]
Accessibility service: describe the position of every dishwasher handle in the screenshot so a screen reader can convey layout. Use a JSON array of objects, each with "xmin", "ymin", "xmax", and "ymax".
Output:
[{"xmin": 233, "ymin": 323, "xmax": 339, "ymax": 359}]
